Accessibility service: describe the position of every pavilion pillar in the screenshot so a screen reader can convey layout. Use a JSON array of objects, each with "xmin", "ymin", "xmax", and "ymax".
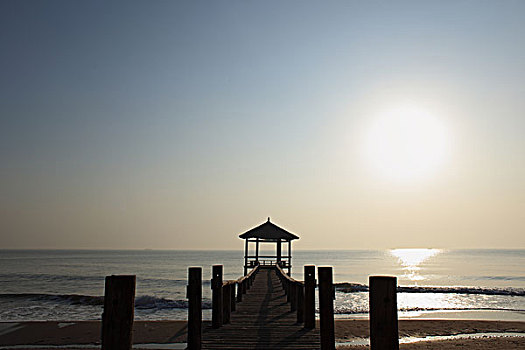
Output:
[
  {"xmin": 255, "ymin": 238, "xmax": 259, "ymax": 264},
  {"xmin": 244, "ymin": 239, "xmax": 248, "ymax": 276},
  {"xmin": 276, "ymin": 239, "xmax": 281, "ymax": 264},
  {"xmin": 288, "ymin": 240, "xmax": 292, "ymax": 275}
]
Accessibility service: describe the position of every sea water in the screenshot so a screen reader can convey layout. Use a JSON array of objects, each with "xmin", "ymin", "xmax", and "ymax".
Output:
[{"xmin": 0, "ymin": 249, "xmax": 523, "ymax": 321}]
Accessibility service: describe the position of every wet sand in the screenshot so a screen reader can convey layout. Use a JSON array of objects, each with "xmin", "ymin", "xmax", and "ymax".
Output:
[
  {"xmin": 0, "ymin": 319, "xmax": 523, "ymax": 349},
  {"xmin": 336, "ymin": 319, "xmax": 525, "ymax": 349},
  {"xmin": 339, "ymin": 337, "xmax": 525, "ymax": 349}
]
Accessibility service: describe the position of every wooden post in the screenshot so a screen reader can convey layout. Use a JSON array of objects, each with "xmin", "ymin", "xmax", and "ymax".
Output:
[
  {"xmin": 369, "ymin": 276, "xmax": 399, "ymax": 350},
  {"xmin": 304, "ymin": 265, "xmax": 316, "ymax": 329},
  {"xmin": 187, "ymin": 267, "xmax": 202, "ymax": 350},
  {"xmin": 290, "ymin": 282, "xmax": 296, "ymax": 311},
  {"xmin": 211, "ymin": 265, "xmax": 223, "ymax": 328},
  {"xmin": 222, "ymin": 283, "xmax": 231, "ymax": 324},
  {"xmin": 318, "ymin": 267, "xmax": 335, "ymax": 350},
  {"xmin": 101, "ymin": 275, "xmax": 135, "ymax": 350},
  {"xmin": 288, "ymin": 240, "xmax": 292, "ymax": 275},
  {"xmin": 244, "ymin": 239, "xmax": 248, "ymax": 276},
  {"xmin": 276, "ymin": 238, "xmax": 282, "ymax": 263},
  {"xmin": 296, "ymin": 283, "xmax": 304, "ymax": 323},
  {"xmin": 236, "ymin": 282, "xmax": 242, "ymax": 302},
  {"xmin": 255, "ymin": 238, "xmax": 259, "ymax": 264},
  {"xmin": 230, "ymin": 281, "xmax": 236, "ymax": 311}
]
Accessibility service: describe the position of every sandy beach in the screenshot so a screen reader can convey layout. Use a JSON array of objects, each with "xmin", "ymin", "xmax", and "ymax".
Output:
[
  {"xmin": 336, "ymin": 319, "xmax": 525, "ymax": 349},
  {"xmin": 0, "ymin": 319, "xmax": 523, "ymax": 349}
]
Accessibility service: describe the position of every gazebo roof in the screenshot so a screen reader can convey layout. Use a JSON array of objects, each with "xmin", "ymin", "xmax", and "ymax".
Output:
[{"xmin": 239, "ymin": 218, "xmax": 299, "ymax": 241}]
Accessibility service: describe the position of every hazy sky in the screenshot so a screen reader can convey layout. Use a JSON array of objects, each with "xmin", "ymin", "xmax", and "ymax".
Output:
[{"xmin": 1, "ymin": 1, "xmax": 524, "ymax": 249}]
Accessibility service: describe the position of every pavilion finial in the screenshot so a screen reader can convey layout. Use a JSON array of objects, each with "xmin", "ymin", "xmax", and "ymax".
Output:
[{"xmin": 267, "ymin": 217, "xmax": 270, "ymax": 222}]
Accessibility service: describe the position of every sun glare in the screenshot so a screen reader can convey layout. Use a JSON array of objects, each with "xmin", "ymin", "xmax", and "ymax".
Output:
[
  {"xmin": 362, "ymin": 106, "xmax": 450, "ymax": 182},
  {"xmin": 391, "ymin": 248, "xmax": 442, "ymax": 283}
]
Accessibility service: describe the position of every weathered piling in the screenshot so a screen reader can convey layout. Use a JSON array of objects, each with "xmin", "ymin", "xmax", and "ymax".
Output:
[
  {"xmin": 101, "ymin": 275, "xmax": 136, "ymax": 350},
  {"xmin": 187, "ymin": 267, "xmax": 202, "ymax": 350},
  {"xmin": 290, "ymin": 282, "xmax": 297, "ymax": 311},
  {"xmin": 318, "ymin": 267, "xmax": 335, "ymax": 350},
  {"xmin": 230, "ymin": 282, "xmax": 236, "ymax": 311},
  {"xmin": 236, "ymin": 282, "xmax": 243, "ymax": 302},
  {"xmin": 222, "ymin": 283, "xmax": 231, "ymax": 324},
  {"xmin": 304, "ymin": 265, "xmax": 316, "ymax": 329},
  {"xmin": 211, "ymin": 265, "xmax": 223, "ymax": 328},
  {"xmin": 369, "ymin": 276, "xmax": 399, "ymax": 350},
  {"xmin": 296, "ymin": 282, "xmax": 304, "ymax": 323}
]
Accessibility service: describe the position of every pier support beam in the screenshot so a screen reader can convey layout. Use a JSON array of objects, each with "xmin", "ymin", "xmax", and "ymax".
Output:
[
  {"xmin": 101, "ymin": 275, "xmax": 136, "ymax": 350},
  {"xmin": 187, "ymin": 267, "xmax": 202, "ymax": 350},
  {"xmin": 318, "ymin": 267, "xmax": 335, "ymax": 350},
  {"xmin": 369, "ymin": 276, "xmax": 399, "ymax": 350}
]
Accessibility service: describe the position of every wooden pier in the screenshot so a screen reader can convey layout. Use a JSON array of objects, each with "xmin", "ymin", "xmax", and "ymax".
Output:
[
  {"xmin": 201, "ymin": 265, "xmax": 320, "ymax": 349},
  {"xmin": 100, "ymin": 219, "xmax": 400, "ymax": 350}
]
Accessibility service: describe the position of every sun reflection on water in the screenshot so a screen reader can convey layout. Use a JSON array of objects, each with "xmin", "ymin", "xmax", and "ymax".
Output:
[{"xmin": 391, "ymin": 248, "xmax": 441, "ymax": 284}]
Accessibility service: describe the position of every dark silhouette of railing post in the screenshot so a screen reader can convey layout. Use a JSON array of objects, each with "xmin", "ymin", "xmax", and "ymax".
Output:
[
  {"xmin": 304, "ymin": 265, "xmax": 316, "ymax": 329},
  {"xmin": 230, "ymin": 281, "xmax": 236, "ymax": 311},
  {"xmin": 290, "ymin": 282, "xmax": 296, "ymax": 311},
  {"xmin": 243, "ymin": 278, "xmax": 248, "ymax": 293},
  {"xmin": 211, "ymin": 265, "xmax": 223, "ymax": 328},
  {"xmin": 222, "ymin": 283, "xmax": 231, "ymax": 324},
  {"xmin": 318, "ymin": 267, "xmax": 335, "ymax": 350},
  {"xmin": 187, "ymin": 267, "xmax": 202, "ymax": 350},
  {"xmin": 369, "ymin": 276, "xmax": 399, "ymax": 350},
  {"xmin": 236, "ymin": 282, "xmax": 243, "ymax": 302},
  {"xmin": 296, "ymin": 282, "xmax": 304, "ymax": 323},
  {"xmin": 101, "ymin": 275, "xmax": 136, "ymax": 350}
]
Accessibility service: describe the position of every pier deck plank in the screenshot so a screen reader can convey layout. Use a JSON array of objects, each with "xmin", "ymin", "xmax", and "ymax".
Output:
[{"xmin": 201, "ymin": 267, "xmax": 320, "ymax": 349}]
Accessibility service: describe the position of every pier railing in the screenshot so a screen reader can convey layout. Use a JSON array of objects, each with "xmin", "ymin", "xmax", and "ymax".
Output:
[
  {"xmin": 275, "ymin": 263, "xmax": 337, "ymax": 350},
  {"xmin": 247, "ymin": 259, "xmax": 290, "ymax": 267},
  {"xmin": 275, "ymin": 263, "xmax": 305, "ymax": 322},
  {"xmin": 210, "ymin": 263, "xmax": 260, "ymax": 328}
]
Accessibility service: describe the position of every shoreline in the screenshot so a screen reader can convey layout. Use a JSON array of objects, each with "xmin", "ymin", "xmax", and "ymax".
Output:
[
  {"xmin": 0, "ymin": 319, "xmax": 524, "ymax": 349},
  {"xmin": 3, "ymin": 307, "xmax": 523, "ymax": 324},
  {"xmin": 338, "ymin": 309, "xmax": 525, "ymax": 322}
]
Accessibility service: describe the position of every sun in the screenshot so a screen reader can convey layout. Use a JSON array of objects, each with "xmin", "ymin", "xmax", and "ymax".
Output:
[{"xmin": 362, "ymin": 106, "xmax": 450, "ymax": 181}]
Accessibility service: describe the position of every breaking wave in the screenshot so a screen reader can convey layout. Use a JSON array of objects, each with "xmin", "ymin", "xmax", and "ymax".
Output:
[
  {"xmin": 335, "ymin": 283, "xmax": 525, "ymax": 296},
  {"xmin": 334, "ymin": 306, "xmax": 525, "ymax": 315},
  {"xmin": 0, "ymin": 293, "xmax": 212, "ymax": 309}
]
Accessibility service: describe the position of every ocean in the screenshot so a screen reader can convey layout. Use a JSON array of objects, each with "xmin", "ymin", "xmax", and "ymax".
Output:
[{"xmin": 0, "ymin": 249, "xmax": 523, "ymax": 322}]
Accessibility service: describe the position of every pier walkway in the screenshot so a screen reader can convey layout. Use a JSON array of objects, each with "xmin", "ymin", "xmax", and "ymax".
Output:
[{"xmin": 201, "ymin": 267, "xmax": 320, "ymax": 350}]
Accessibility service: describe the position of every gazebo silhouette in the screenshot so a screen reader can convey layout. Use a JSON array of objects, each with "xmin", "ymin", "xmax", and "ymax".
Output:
[{"xmin": 239, "ymin": 217, "xmax": 299, "ymax": 276}]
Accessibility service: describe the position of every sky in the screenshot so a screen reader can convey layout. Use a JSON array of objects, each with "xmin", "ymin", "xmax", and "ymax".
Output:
[{"xmin": 1, "ymin": 1, "xmax": 524, "ymax": 250}]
